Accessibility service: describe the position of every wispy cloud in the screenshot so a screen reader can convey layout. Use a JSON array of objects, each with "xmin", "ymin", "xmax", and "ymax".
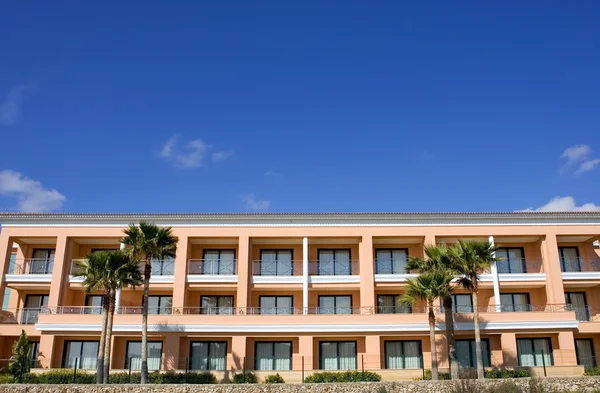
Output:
[
  {"xmin": 160, "ymin": 135, "xmax": 234, "ymax": 168},
  {"xmin": 0, "ymin": 170, "xmax": 66, "ymax": 212},
  {"xmin": 560, "ymin": 144, "xmax": 600, "ymax": 175},
  {"xmin": 0, "ymin": 85, "xmax": 31, "ymax": 126},
  {"xmin": 242, "ymin": 193, "xmax": 270, "ymax": 211},
  {"xmin": 575, "ymin": 158, "xmax": 600, "ymax": 175},
  {"xmin": 521, "ymin": 196, "xmax": 599, "ymax": 212},
  {"xmin": 211, "ymin": 150, "xmax": 234, "ymax": 163}
]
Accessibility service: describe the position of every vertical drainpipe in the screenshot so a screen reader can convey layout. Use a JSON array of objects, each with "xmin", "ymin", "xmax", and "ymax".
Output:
[
  {"xmin": 116, "ymin": 242, "xmax": 125, "ymax": 313},
  {"xmin": 303, "ymin": 237, "xmax": 309, "ymax": 315},
  {"xmin": 489, "ymin": 235, "xmax": 501, "ymax": 311}
]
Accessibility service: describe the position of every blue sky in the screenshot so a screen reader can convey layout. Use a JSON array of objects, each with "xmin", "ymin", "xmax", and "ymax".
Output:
[{"xmin": 0, "ymin": 1, "xmax": 599, "ymax": 213}]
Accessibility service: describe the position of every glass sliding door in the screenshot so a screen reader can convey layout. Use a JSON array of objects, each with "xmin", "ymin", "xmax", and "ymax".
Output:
[
  {"xmin": 377, "ymin": 295, "xmax": 411, "ymax": 314},
  {"xmin": 203, "ymin": 250, "xmax": 236, "ymax": 275},
  {"xmin": 200, "ymin": 296, "xmax": 234, "ymax": 315},
  {"xmin": 62, "ymin": 341, "xmax": 99, "ymax": 369},
  {"xmin": 318, "ymin": 249, "xmax": 351, "ymax": 275},
  {"xmin": 565, "ymin": 292, "xmax": 590, "ymax": 321},
  {"xmin": 452, "ymin": 294, "xmax": 473, "ymax": 313},
  {"xmin": 375, "ymin": 249, "xmax": 408, "ymax": 274},
  {"xmin": 22, "ymin": 295, "xmax": 48, "ymax": 324},
  {"xmin": 500, "ymin": 293, "xmax": 530, "ymax": 312},
  {"xmin": 385, "ymin": 341, "xmax": 422, "ymax": 369},
  {"xmin": 318, "ymin": 295, "xmax": 352, "ymax": 314},
  {"xmin": 575, "ymin": 339, "xmax": 596, "ymax": 369},
  {"xmin": 559, "ymin": 247, "xmax": 581, "ymax": 272},
  {"xmin": 126, "ymin": 341, "xmax": 162, "ymax": 371},
  {"xmin": 496, "ymin": 248, "xmax": 526, "ymax": 273},
  {"xmin": 517, "ymin": 338, "xmax": 553, "ymax": 366},
  {"xmin": 259, "ymin": 250, "xmax": 293, "ymax": 276},
  {"xmin": 259, "ymin": 296, "xmax": 293, "ymax": 315},
  {"xmin": 85, "ymin": 295, "xmax": 103, "ymax": 314},
  {"xmin": 189, "ymin": 341, "xmax": 227, "ymax": 370},
  {"xmin": 255, "ymin": 342, "xmax": 292, "ymax": 370},
  {"xmin": 320, "ymin": 341, "xmax": 357, "ymax": 370},
  {"xmin": 30, "ymin": 249, "xmax": 55, "ymax": 274},
  {"xmin": 456, "ymin": 339, "xmax": 491, "ymax": 368}
]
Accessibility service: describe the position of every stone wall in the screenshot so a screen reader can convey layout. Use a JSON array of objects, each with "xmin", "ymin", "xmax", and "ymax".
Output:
[{"xmin": 1, "ymin": 377, "xmax": 600, "ymax": 393}]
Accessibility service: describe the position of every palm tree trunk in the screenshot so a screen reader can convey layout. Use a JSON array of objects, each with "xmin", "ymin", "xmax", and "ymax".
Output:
[
  {"xmin": 428, "ymin": 301, "xmax": 439, "ymax": 380},
  {"xmin": 443, "ymin": 296, "xmax": 459, "ymax": 380},
  {"xmin": 140, "ymin": 261, "xmax": 151, "ymax": 384},
  {"xmin": 96, "ymin": 292, "xmax": 109, "ymax": 384},
  {"xmin": 103, "ymin": 289, "xmax": 116, "ymax": 384},
  {"xmin": 472, "ymin": 288, "xmax": 484, "ymax": 379}
]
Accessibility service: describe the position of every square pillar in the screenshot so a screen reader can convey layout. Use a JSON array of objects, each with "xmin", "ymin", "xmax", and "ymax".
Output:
[
  {"xmin": 172, "ymin": 236, "xmax": 189, "ymax": 310},
  {"xmin": 359, "ymin": 235, "xmax": 374, "ymax": 308},
  {"xmin": 297, "ymin": 335, "xmax": 313, "ymax": 371},
  {"xmin": 236, "ymin": 236, "xmax": 250, "ymax": 309},
  {"xmin": 163, "ymin": 334, "xmax": 181, "ymax": 370},
  {"xmin": 230, "ymin": 336, "xmax": 247, "ymax": 371},
  {"xmin": 364, "ymin": 335, "xmax": 381, "ymax": 370},
  {"xmin": 501, "ymin": 332, "xmax": 518, "ymax": 367},
  {"xmin": 48, "ymin": 235, "xmax": 70, "ymax": 308},
  {"xmin": 38, "ymin": 335, "xmax": 55, "ymax": 369},
  {"xmin": 557, "ymin": 331, "xmax": 577, "ymax": 366},
  {"xmin": 540, "ymin": 235, "xmax": 566, "ymax": 305}
]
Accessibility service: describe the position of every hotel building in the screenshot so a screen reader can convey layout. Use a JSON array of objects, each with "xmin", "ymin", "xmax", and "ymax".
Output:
[{"xmin": 0, "ymin": 212, "xmax": 599, "ymax": 381}]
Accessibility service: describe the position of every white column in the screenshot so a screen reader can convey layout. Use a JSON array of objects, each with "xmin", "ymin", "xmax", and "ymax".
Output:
[
  {"xmin": 303, "ymin": 237, "xmax": 309, "ymax": 315},
  {"xmin": 116, "ymin": 242, "xmax": 125, "ymax": 313},
  {"xmin": 489, "ymin": 235, "xmax": 501, "ymax": 311}
]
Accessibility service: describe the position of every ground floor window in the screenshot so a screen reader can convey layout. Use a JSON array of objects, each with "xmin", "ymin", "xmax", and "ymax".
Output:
[
  {"xmin": 456, "ymin": 339, "xmax": 491, "ymax": 368},
  {"xmin": 189, "ymin": 341, "xmax": 227, "ymax": 370},
  {"xmin": 319, "ymin": 341, "xmax": 357, "ymax": 370},
  {"xmin": 575, "ymin": 339, "xmax": 596, "ymax": 369},
  {"xmin": 255, "ymin": 342, "xmax": 292, "ymax": 370},
  {"xmin": 517, "ymin": 338, "xmax": 553, "ymax": 366},
  {"xmin": 62, "ymin": 341, "xmax": 99, "ymax": 370},
  {"xmin": 384, "ymin": 341, "xmax": 422, "ymax": 369},
  {"xmin": 126, "ymin": 341, "xmax": 163, "ymax": 371}
]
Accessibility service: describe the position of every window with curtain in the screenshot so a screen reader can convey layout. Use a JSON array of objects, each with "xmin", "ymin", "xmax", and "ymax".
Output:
[
  {"xmin": 85, "ymin": 295, "xmax": 103, "ymax": 314},
  {"xmin": 320, "ymin": 341, "xmax": 357, "ymax": 370},
  {"xmin": 456, "ymin": 339, "xmax": 491, "ymax": 368},
  {"xmin": 318, "ymin": 295, "xmax": 352, "ymax": 314},
  {"xmin": 22, "ymin": 294, "xmax": 49, "ymax": 324},
  {"xmin": 385, "ymin": 341, "xmax": 422, "ymax": 369},
  {"xmin": 517, "ymin": 338, "xmax": 553, "ymax": 366},
  {"xmin": 203, "ymin": 250, "xmax": 236, "ymax": 275},
  {"xmin": 62, "ymin": 341, "xmax": 99, "ymax": 370},
  {"xmin": 148, "ymin": 296, "xmax": 172, "ymax": 315},
  {"xmin": 259, "ymin": 250, "xmax": 293, "ymax": 276},
  {"xmin": 452, "ymin": 294, "xmax": 473, "ymax": 313},
  {"xmin": 500, "ymin": 293, "xmax": 530, "ymax": 312},
  {"xmin": 559, "ymin": 247, "xmax": 581, "ymax": 272},
  {"xmin": 565, "ymin": 292, "xmax": 590, "ymax": 321},
  {"xmin": 189, "ymin": 341, "xmax": 227, "ymax": 370},
  {"xmin": 30, "ymin": 249, "xmax": 55, "ymax": 274},
  {"xmin": 151, "ymin": 257, "xmax": 175, "ymax": 276},
  {"xmin": 575, "ymin": 339, "xmax": 596, "ymax": 369},
  {"xmin": 259, "ymin": 296, "xmax": 293, "ymax": 315},
  {"xmin": 126, "ymin": 341, "xmax": 163, "ymax": 370},
  {"xmin": 255, "ymin": 342, "xmax": 292, "ymax": 370},
  {"xmin": 29, "ymin": 341, "xmax": 39, "ymax": 367},
  {"xmin": 377, "ymin": 295, "xmax": 411, "ymax": 314},
  {"xmin": 375, "ymin": 249, "xmax": 408, "ymax": 274},
  {"xmin": 495, "ymin": 248, "xmax": 526, "ymax": 273},
  {"xmin": 200, "ymin": 296, "xmax": 234, "ymax": 315},
  {"xmin": 318, "ymin": 249, "xmax": 351, "ymax": 275}
]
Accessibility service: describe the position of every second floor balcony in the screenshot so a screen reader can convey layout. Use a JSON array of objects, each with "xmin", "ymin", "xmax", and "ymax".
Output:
[{"xmin": 5, "ymin": 258, "xmax": 54, "ymax": 285}]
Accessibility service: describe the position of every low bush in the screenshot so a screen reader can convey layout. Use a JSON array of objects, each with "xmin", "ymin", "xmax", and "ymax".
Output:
[
  {"xmin": 0, "ymin": 375, "xmax": 14, "ymax": 384},
  {"xmin": 415, "ymin": 369, "xmax": 451, "ymax": 380},
  {"xmin": 486, "ymin": 381, "xmax": 522, "ymax": 393},
  {"xmin": 303, "ymin": 370, "xmax": 381, "ymax": 383},
  {"xmin": 263, "ymin": 373, "xmax": 285, "ymax": 384},
  {"xmin": 232, "ymin": 372, "xmax": 257, "ymax": 384},
  {"xmin": 25, "ymin": 370, "xmax": 96, "ymax": 384},
  {"xmin": 585, "ymin": 367, "xmax": 600, "ymax": 376},
  {"xmin": 485, "ymin": 368, "xmax": 531, "ymax": 379}
]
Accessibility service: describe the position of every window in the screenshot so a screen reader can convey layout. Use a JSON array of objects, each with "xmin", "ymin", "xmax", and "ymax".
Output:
[
  {"xmin": 30, "ymin": 341, "xmax": 39, "ymax": 367},
  {"xmin": 496, "ymin": 248, "xmax": 526, "ymax": 273},
  {"xmin": 565, "ymin": 292, "xmax": 590, "ymax": 321},
  {"xmin": 126, "ymin": 341, "xmax": 162, "ymax": 370},
  {"xmin": 200, "ymin": 296, "xmax": 234, "ymax": 315},
  {"xmin": 452, "ymin": 294, "xmax": 473, "ymax": 313},
  {"xmin": 259, "ymin": 250, "xmax": 293, "ymax": 276},
  {"xmin": 500, "ymin": 293, "xmax": 530, "ymax": 312},
  {"xmin": 259, "ymin": 296, "xmax": 293, "ymax": 315},
  {"xmin": 385, "ymin": 341, "xmax": 422, "ymax": 369},
  {"xmin": 456, "ymin": 339, "xmax": 491, "ymax": 368},
  {"xmin": 148, "ymin": 296, "xmax": 172, "ymax": 315},
  {"xmin": 202, "ymin": 250, "xmax": 236, "ymax": 275},
  {"xmin": 517, "ymin": 338, "xmax": 553, "ymax": 366},
  {"xmin": 151, "ymin": 257, "xmax": 175, "ymax": 276},
  {"xmin": 375, "ymin": 249, "xmax": 408, "ymax": 274},
  {"xmin": 22, "ymin": 295, "xmax": 49, "ymax": 324},
  {"xmin": 320, "ymin": 341, "xmax": 357, "ymax": 370},
  {"xmin": 85, "ymin": 295, "xmax": 104, "ymax": 314},
  {"xmin": 318, "ymin": 295, "xmax": 352, "ymax": 314},
  {"xmin": 559, "ymin": 247, "xmax": 581, "ymax": 272},
  {"xmin": 255, "ymin": 342, "xmax": 292, "ymax": 370},
  {"xmin": 189, "ymin": 341, "xmax": 227, "ymax": 370},
  {"xmin": 62, "ymin": 341, "xmax": 99, "ymax": 370},
  {"xmin": 377, "ymin": 295, "xmax": 411, "ymax": 314},
  {"xmin": 30, "ymin": 249, "xmax": 55, "ymax": 274},
  {"xmin": 318, "ymin": 249, "xmax": 351, "ymax": 275},
  {"xmin": 575, "ymin": 339, "xmax": 596, "ymax": 369}
]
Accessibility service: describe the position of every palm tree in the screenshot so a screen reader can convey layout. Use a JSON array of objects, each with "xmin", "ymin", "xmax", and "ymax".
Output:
[
  {"xmin": 400, "ymin": 271, "xmax": 453, "ymax": 380},
  {"xmin": 121, "ymin": 222, "xmax": 177, "ymax": 384},
  {"xmin": 450, "ymin": 240, "xmax": 498, "ymax": 380},
  {"xmin": 74, "ymin": 250, "xmax": 142, "ymax": 383},
  {"xmin": 407, "ymin": 244, "xmax": 460, "ymax": 380}
]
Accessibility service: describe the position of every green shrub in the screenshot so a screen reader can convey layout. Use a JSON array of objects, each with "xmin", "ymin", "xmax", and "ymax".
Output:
[
  {"xmin": 585, "ymin": 367, "xmax": 600, "ymax": 376},
  {"xmin": 486, "ymin": 381, "xmax": 521, "ymax": 393},
  {"xmin": 25, "ymin": 370, "xmax": 96, "ymax": 384},
  {"xmin": 264, "ymin": 373, "xmax": 285, "ymax": 384},
  {"xmin": 0, "ymin": 375, "xmax": 14, "ymax": 384},
  {"xmin": 108, "ymin": 372, "xmax": 216, "ymax": 384},
  {"xmin": 232, "ymin": 372, "xmax": 257, "ymax": 384},
  {"xmin": 415, "ymin": 370, "xmax": 451, "ymax": 380},
  {"xmin": 109, "ymin": 372, "xmax": 140, "ymax": 384},
  {"xmin": 303, "ymin": 370, "xmax": 381, "ymax": 383},
  {"xmin": 528, "ymin": 377, "xmax": 546, "ymax": 393},
  {"xmin": 485, "ymin": 368, "xmax": 531, "ymax": 379}
]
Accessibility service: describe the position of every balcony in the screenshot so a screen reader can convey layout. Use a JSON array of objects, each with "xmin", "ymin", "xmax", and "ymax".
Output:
[
  {"xmin": 561, "ymin": 258, "xmax": 600, "ymax": 280},
  {"xmin": 374, "ymin": 258, "xmax": 416, "ymax": 283},
  {"xmin": 4, "ymin": 259, "xmax": 54, "ymax": 284},
  {"xmin": 308, "ymin": 260, "xmax": 360, "ymax": 284},
  {"xmin": 251, "ymin": 260, "xmax": 303, "ymax": 284},
  {"xmin": 187, "ymin": 259, "xmax": 238, "ymax": 283}
]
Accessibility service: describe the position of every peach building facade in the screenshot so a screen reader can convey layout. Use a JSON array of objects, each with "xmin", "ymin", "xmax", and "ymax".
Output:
[{"xmin": 1, "ymin": 212, "xmax": 599, "ymax": 381}]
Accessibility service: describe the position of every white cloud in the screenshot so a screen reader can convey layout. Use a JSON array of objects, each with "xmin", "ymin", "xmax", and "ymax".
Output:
[
  {"xmin": 160, "ymin": 135, "xmax": 209, "ymax": 168},
  {"xmin": 575, "ymin": 158, "xmax": 600, "ymax": 175},
  {"xmin": 0, "ymin": 170, "xmax": 66, "ymax": 212},
  {"xmin": 242, "ymin": 193, "xmax": 270, "ymax": 211},
  {"xmin": 0, "ymin": 85, "xmax": 31, "ymax": 126},
  {"xmin": 211, "ymin": 150, "xmax": 234, "ymax": 163},
  {"xmin": 561, "ymin": 144, "xmax": 591, "ymax": 164},
  {"xmin": 522, "ymin": 196, "xmax": 599, "ymax": 212}
]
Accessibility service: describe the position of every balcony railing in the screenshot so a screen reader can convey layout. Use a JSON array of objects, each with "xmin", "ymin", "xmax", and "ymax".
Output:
[
  {"xmin": 188, "ymin": 259, "xmax": 237, "ymax": 275},
  {"xmin": 252, "ymin": 260, "xmax": 303, "ymax": 276},
  {"xmin": 0, "ymin": 308, "xmax": 46, "ymax": 324},
  {"xmin": 151, "ymin": 258, "xmax": 175, "ymax": 276},
  {"xmin": 560, "ymin": 257, "xmax": 600, "ymax": 273},
  {"xmin": 9, "ymin": 259, "xmax": 54, "ymax": 275},
  {"xmin": 376, "ymin": 305, "xmax": 412, "ymax": 314},
  {"xmin": 308, "ymin": 260, "xmax": 360, "ymax": 275},
  {"xmin": 495, "ymin": 258, "xmax": 544, "ymax": 274},
  {"xmin": 374, "ymin": 259, "xmax": 408, "ymax": 274}
]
